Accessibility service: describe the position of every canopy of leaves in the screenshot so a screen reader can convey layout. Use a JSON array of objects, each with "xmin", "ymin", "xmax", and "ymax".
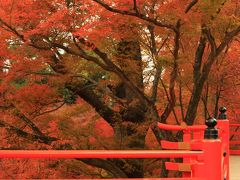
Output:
[{"xmin": 0, "ymin": 0, "xmax": 239, "ymax": 178}]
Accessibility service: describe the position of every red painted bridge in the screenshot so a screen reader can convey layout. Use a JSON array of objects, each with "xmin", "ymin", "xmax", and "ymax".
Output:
[
  {"xmin": 230, "ymin": 156, "xmax": 240, "ymax": 180},
  {"xmin": 229, "ymin": 123, "xmax": 240, "ymax": 180},
  {"xmin": 0, "ymin": 108, "xmax": 239, "ymax": 179}
]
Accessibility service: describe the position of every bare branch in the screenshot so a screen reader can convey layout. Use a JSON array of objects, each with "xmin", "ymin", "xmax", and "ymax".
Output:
[
  {"xmin": 185, "ymin": 25, "xmax": 240, "ymax": 124},
  {"xmin": 202, "ymin": 26, "xmax": 217, "ymax": 55},
  {"xmin": 160, "ymin": 20, "xmax": 181, "ymax": 123},
  {"xmin": 133, "ymin": 0, "xmax": 139, "ymax": 14},
  {"xmin": 178, "ymin": 80, "xmax": 185, "ymax": 120},
  {"xmin": 50, "ymin": 42, "xmax": 111, "ymax": 71},
  {"xmin": 35, "ymin": 102, "xmax": 65, "ymax": 117},
  {"xmin": 92, "ymin": 0, "xmax": 175, "ymax": 30},
  {"xmin": 0, "ymin": 120, "xmax": 58, "ymax": 144},
  {"xmin": 2, "ymin": 102, "xmax": 54, "ymax": 141},
  {"xmin": 80, "ymin": 159, "xmax": 127, "ymax": 178},
  {"xmin": 201, "ymin": 25, "xmax": 240, "ymax": 78},
  {"xmin": 148, "ymin": 26, "xmax": 169, "ymax": 103},
  {"xmin": 193, "ymin": 35, "xmax": 206, "ymax": 83},
  {"xmin": 185, "ymin": 0, "xmax": 198, "ymax": 13},
  {"xmin": 216, "ymin": 25, "xmax": 240, "ymax": 56},
  {"xmin": 10, "ymin": 106, "xmax": 45, "ymax": 137}
]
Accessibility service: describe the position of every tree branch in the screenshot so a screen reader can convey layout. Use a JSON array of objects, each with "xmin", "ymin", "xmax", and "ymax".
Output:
[
  {"xmin": 0, "ymin": 120, "xmax": 58, "ymax": 144},
  {"xmin": 12, "ymin": 107, "xmax": 45, "ymax": 137},
  {"xmin": 50, "ymin": 42, "xmax": 111, "ymax": 71},
  {"xmin": 0, "ymin": 18, "xmax": 25, "ymax": 40},
  {"xmin": 148, "ymin": 25, "xmax": 168, "ymax": 103},
  {"xmin": 193, "ymin": 35, "xmax": 206, "ymax": 83},
  {"xmin": 216, "ymin": 25, "xmax": 240, "ymax": 56},
  {"xmin": 92, "ymin": 0, "xmax": 175, "ymax": 30},
  {"xmin": 202, "ymin": 26, "xmax": 217, "ymax": 55},
  {"xmin": 201, "ymin": 25, "xmax": 240, "ymax": 81},
  {"xmin": 133, "ymin": 0, "xmax": 139, "ymax": 14},
  {"xmin": 78, "ymin": 38, "xmax": 157, "ymax": 111},
  {"xmin": 80, "ymin": 159, "xmax": 127, "ymax": 178},
  {"xmin": 160, "ymin": 20, "xmax": 181, "ymax": 123},
  {"xmin": 185, "ymin": 25, "xmax": 240, "ymax": 124},
  {"xmin": 67, "ymin": 83, "xmax": 122, "ymax": 127},
  {"xmin": 35, "ymin": 102, "xmax": 66, "ymax": 117},
  {"xmin": 185, "ymin": 0, "xmax": 198, "ymax": 13}
]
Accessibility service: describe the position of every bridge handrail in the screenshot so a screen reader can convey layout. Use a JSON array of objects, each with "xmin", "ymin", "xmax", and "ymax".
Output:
[
  {"xmin": 158, "ymin": 118, "xmax": 229, "ymax": 180},
  {"xmin": 157, "ymin": 122, "xmax": 206, "ymax": 132},
  {"xmin": 0, "ymin": 150, "xmax": 203, "ymax": 159}
]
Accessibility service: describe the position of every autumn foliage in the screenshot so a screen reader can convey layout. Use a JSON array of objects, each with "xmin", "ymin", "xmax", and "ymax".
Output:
[{"xmin": 0, "ymin": 0, "xmax": 240, "ymax": 178}]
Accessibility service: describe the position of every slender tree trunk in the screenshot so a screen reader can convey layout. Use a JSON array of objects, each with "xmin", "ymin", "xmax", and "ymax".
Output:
[
  {"xmin": 185, "ymin": 75, "xmax": 207, "ymax": 125},
  {"xmin": 179, "ymin": 80, "xmax": 185, "ymax": 121},
  {"xmin": 213, "ymin": 84, "xmax": 221, "ymax": 118},
  {"xmin": 204, "ymin": 83, "xmax": 209, "ymax": 120}
]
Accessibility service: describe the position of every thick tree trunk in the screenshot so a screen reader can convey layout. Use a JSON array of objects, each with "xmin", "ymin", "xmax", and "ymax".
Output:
[
  {"xmin": 114, "ymin": 40, "xmax": 146, "ymax": 177},
  {"xmin": 66, "ymin": 40, "xmax": 147, "ymax": 177}
]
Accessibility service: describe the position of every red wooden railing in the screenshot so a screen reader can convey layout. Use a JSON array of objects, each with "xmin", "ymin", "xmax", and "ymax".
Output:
[
  {"xmin": 0, "ymin": 107, "xmax": 235, "ymax": 179},
  {"xmin": 0, "ymin": 150, "xmax": 203, "ymax": 159},
  {"xmin": 0, "ymin": 140, "xmax": 223, "ymax": 180},
  {"xmin": 229, "ymin": 123, "xmax": 240, "ymax": 155},
  {"xmin": 158, "ymin": 118, "xmax": 229, "ymax": 180}
]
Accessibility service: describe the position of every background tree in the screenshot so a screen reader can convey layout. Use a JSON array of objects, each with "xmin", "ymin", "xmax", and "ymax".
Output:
[{"xmin": 0, "ymin": 0, "xmax": 239, "ymax": 178}]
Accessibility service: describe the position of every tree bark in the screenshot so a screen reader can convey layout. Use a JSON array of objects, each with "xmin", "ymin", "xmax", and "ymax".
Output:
[{"xmin": 113, "ymin": 40, "xmax": 146, "ymax": 177}]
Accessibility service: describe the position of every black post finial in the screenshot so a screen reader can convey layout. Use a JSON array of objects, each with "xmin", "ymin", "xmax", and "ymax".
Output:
[
  {"xmin": 204, "ymin": 117, "xmax": 218, "ymax": 139},
  {"xmin": 218, "ymin": 106, "xmax": 227, "ymax": 120}
]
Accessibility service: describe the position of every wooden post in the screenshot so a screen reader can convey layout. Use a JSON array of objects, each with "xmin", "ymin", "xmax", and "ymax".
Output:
[
  {"xmin": 217, "ymin": 107, "xmax": 229, "ymax": 180},
  {"xmin": 202, "ymin": 139, "xmax": 222, "ymax": 180},
  {"xmin": 201, "ymin": 117, "xmax": 223, "ymax": 180}
]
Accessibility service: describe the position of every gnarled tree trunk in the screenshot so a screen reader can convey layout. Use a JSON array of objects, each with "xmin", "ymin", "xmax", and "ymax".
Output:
[{"xmin": 113, "ymin": 40, "xmax": 146, "ymax": 177}]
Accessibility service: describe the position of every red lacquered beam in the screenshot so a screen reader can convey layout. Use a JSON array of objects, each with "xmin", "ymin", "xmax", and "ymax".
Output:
[
  {"xmin": 158, "ymin": 122, "xmax": 205, "ymax": 131},
  {"xmin": 0, "ymin": 150, "xmax": 203, "ymax": 159},
  {"xmin": 230, "ymin": 124, "xmax": 240, "ymax": 127},
  {"xmin": 230, "ymin": 132, "xmax": 240, "ymax": 135},
  {"xmin": 160, "ymin": 140, "xmax": 203, "ymax": 150},
  {"xmin": 165, "ymin": 162, "xmax": 191, "ymax": 172},
  {"xmin": 230, "ymin": 150, "xmax": 240, "ymax": 155},
  {"xmin": 229, "ymin": 141, "xmax": 240, "ymax": 145}
]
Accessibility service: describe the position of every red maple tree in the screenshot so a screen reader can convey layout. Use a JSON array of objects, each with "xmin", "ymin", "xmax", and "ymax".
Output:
[{"xmin": 0, "ymin": 0, "xmax": 239, "ymax": 178}]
